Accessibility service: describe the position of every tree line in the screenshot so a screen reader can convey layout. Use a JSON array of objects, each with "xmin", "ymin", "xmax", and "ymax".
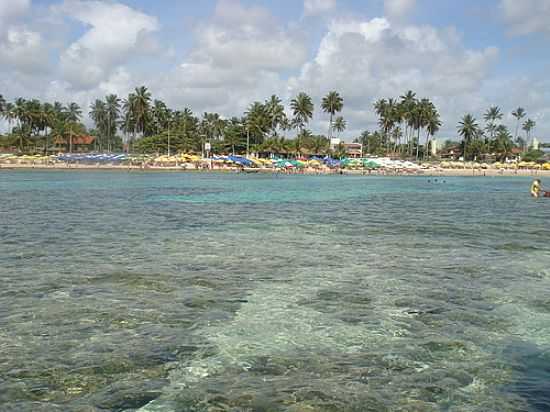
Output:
[
  {"xmin": 0, "ymin": 88, "xmax": 539, "ymax": 160},
  {"xmin": 457, "ymin": 106, "xmax": 536, "ymax": 161}
]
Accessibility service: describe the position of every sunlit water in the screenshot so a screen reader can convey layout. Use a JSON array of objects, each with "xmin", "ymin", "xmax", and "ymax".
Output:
[{"xmin": 1, "ymin": 170, "xmax": 550, "ymax": 412}]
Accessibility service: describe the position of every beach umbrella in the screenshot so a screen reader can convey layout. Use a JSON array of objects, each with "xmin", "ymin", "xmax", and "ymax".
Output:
[{"xmin": 364, "ymin": 160, "xmax": 381, "ymax": 169}]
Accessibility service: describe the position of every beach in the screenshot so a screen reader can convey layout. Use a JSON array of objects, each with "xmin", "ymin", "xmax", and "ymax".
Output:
[{"xmin": 2, "ymin": 161, "xmax": 550, "ymax": 177}]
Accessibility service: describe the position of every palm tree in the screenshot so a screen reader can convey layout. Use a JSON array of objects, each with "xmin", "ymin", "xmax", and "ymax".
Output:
[
  {"xmin": 334, "ymin": 142, "xmax": 348, "ymax": 159},
  {"xmin": 90, "ymin": 99, "xmax": 107, "ymax": 150},
  {"xmin": 132, "ymin": 86, "xmax": 152, "ymax": 138},
  {"xmin": 410, "ymin": 98, "xmax": 433, "ymax": 160},
  {"xmin": 356, "ymin": 130, "xmax": 371, "ymax": 155},
  {"xmin": 65, "ymin": 102, "xmax": 82, "ymax": 122},
  {"xmin": 333, "ymin": 116, "xmax": 346, "ymax": 138},
  {"xmin": 522, "ymin": 118, "xmax": 536, "ymax": 145},
  {"xmin": 223, "ymin": 117, "xmax": 244, "ymax": 155},
  {"xmin": 399, "ymin": 90, "xmax": 417, "ymax": 155},
  {"xmin": 290, "ymin": 92, "xmax": 314, "ymax": 131},
  {"xmin": 3, "ymin": 102, "xmax": 15, "ymax": 135},
  {"xmin": 245, "ymin": 102, "xmax": 269, "ymax": 156},
  {"xmin": 65, "ymin": 102, "xmax": 82, "ymax": 153},
  {"xmin": 484, "ymin": 106, "xmax": 503, "ymax": 141},
  {"xmin": 265, "ymin": 95, "xmax": 286, "ymax": 137},
  {"xmin": 374, "ymin": 99, "xmax": 390, "ymax": 151},
  {"xmin": 105, "ymin": 94, "xmax": 120, "ymax": 152},
  {"xmin": 41, "ymin": 102, "xmax": 56, "ymax": 154},
  {"xmin": 493, "ymin": 126, "xmax": 514, "ymax": 161},
  {"xmin": 0, "ymin": 94, "xmax": 6, "ymax": 119},
  {"xmin": 321, "ymin": 91, "xmax": 344, "ymax": 140},
  {"xmin": 309, "ymin": 135, "xmax": 329, "ymax": 156},
  {"xmin": 152, "ymin": 100, "xmax": 168, "ymax": 135},
  {"xmin": 122, "ymin": 94, "xmax": 136, "ymax": 150},
  {"xmin": 13, "ymin": 98, "xmax": 27, "ymax": 151},
  {"xmin": 291, "ymin": 129, "xmax": 312, "ymax": 157},
  {"xmin": 425, "ymin": 111, "xmax": 441, "ymax": 160},
  {"xmin": 458, "ymin": 114, "xmax": 479, "ymax": 161},
  {"xmin": 512, "ymin": 107, "xmax": 526, "ymax": 145}
]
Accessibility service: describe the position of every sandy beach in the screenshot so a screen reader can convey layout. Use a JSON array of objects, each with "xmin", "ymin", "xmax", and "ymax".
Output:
[{"xmin": 2, "ymin": 162, "xmax": 550, "ymax": 177}]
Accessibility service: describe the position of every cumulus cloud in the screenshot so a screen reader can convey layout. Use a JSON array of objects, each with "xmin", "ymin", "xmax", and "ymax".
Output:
[
  {"xmin": 304, "ymin": 0, "xmax": 336, "ymax": 16},
  {"xmin": 288, "ymin": 17, "xmax": 499, "ymax": 136},
  {"xmin": 156, "ymin": 0, "xmax": 308, "ymax": 114},
  {"xmin": 0, "ymin": 0, "xmax": 46, "ymax": 74},
  {"xmin": 2, "ymin": 0, "xmax": 550, "ymax": 141},
  {"xmin": 0, "ymin": 28, "xmax": 45, "ymax": 73},
  {"xmin": 56, "ymin": 0, "xmax": 159, "ymax": 89},
  {"xmin": 0, "ymin": 0, "xmax": 30, "ymax": 23},
  {"xmin": 500, "ymin": 0, "xmax": 550, "ymax": 36},
  {"xmin": 384, "ymin": 0, "xmax": 416, "ymax": 19}
]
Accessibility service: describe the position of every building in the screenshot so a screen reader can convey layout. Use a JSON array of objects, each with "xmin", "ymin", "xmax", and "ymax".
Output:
[
  {"xmin": 53, "ymin": 135, "xmax": 96, "ymax": 152},
  {"xmin": 343, "ymin": 143, "xmax": 363, "ymax": 158},
  {"xmin": 438, "ymin": 144, "xmax": 462, "ymax": 160},
  {"xmin": 330, "ymin": 139, "xmax": 363, "ymax": 158}
]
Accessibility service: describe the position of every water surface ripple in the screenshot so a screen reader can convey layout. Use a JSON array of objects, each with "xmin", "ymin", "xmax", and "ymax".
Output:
[{"xmin": 1, "ymin": 171, "xmax": 550, "ymax": 411}]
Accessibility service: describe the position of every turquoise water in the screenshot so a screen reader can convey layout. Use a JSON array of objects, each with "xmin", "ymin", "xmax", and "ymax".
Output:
[{"xmin": 1, "ymin": 170, "xmax": 550, "ymax": 411}]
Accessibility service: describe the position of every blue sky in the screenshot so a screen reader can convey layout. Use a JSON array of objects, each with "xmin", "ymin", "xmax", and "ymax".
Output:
[{"xmin": 2, "ymin": 0, "xmax": 550, "ymax": 141}]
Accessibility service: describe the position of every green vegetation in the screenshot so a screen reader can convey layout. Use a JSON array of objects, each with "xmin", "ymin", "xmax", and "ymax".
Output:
[
  {"xmin": 0, "ymin": 89, "xmax": 543, "ymax": 160},
  {"xmin": 522, "ymin": 149, "xmax": 544, "ymax": 162}
]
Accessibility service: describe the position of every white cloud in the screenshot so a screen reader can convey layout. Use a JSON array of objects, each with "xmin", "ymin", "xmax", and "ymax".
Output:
[
  {"xmin": 304, "ymin": 0, "xmax": 336, "ymax": 16},
  {"xmin": 0, "ymin": 27, "xmax": 45, "ymax": 74},
  {"xmin": 56, "ymin": 0, "xmax": 159, "ymax": 89},
  {"xmin": 2, "ymin": 0, "xmax": 550, "ymax": 141},
  {"xmin": 0, "ymin": 0, "xmax": 46, "ymax": 74},
  {"xmin": 156, "ymin": 0, "xmax": 308, "ymax": 114},
  {"xmin": 384, "ymin": 0, "xmax": 416, "ymax": 19},
  {"xmin": 500, "ymin": 0, "xmax": 550, "ymax": 35},
  {"xmin": 0, "ymin": 0, "xmax": 30, "ymax": 23},
  {"xmin": 288, "ymin": 17, "xmax": 499, "ymax": 136}
]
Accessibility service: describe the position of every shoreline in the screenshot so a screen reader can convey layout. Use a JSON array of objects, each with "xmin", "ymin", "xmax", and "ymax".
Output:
[{"xmin": 2, "ymin": 163, "xmax": 550, "ymax": 177}]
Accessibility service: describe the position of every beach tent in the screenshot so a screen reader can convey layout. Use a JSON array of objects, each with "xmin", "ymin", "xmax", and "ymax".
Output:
[
  {"xmin": 228, "ymin": 155, "xmax": 254, "ymax": 167},
  {"xmin": 323, "ymin": 157, "xmax": 341, "ymax": 168}
]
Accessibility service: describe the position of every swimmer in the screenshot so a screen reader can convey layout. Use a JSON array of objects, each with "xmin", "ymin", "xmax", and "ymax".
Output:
[{"xmin": 530, "ymin": 179, "xmax": 542, "ymax": 198}]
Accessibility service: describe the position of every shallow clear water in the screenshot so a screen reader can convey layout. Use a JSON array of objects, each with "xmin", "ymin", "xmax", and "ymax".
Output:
[{"xmin": 1, "ymin": 170, "xmax": 550, "ymax": 412}]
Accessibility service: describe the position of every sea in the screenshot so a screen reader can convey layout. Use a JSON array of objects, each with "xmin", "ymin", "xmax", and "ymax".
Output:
[{"xmin": 1, "ymin": 170, "xmax": 550, "ymax": 412}]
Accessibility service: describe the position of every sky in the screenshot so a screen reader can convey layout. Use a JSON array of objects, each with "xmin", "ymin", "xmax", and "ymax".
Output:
[{"xmin": 1, "ymin": 0, "xmax": 550, "ymax": 141}]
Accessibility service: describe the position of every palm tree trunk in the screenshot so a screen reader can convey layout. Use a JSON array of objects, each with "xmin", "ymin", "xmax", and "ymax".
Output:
[
  {"xmin": 18, "ymin": 120, "xmax": 23, "ymax": 152},
  {"xmin": 246, "ymin": 128, "xmax": 250, "ymax": 157},
  {"xmin": 108, "ymin": 113, "xmax": 111, "ymax": 153},
  {"xmin": 424, "ymin": 130, "xmax": 430, "ymax": 160},
  {"xmin": 415, "ymin": 128, "xmax": 421, "ymax": 160}
]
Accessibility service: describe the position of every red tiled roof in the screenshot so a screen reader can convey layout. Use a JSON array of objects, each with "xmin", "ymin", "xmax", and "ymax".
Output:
[{"xmin": 54, "ymin": 135, "xmax": 96, "ymax": 145}]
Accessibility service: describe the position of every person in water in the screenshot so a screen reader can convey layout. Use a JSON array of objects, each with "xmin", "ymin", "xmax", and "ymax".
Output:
[
  {"xmin": 531, "ymin": 179, "xmax": 542, "ymax": 197},
  {"xmin": 530, "ymin": 179, "xmax": 549, "ymax": 197}
]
